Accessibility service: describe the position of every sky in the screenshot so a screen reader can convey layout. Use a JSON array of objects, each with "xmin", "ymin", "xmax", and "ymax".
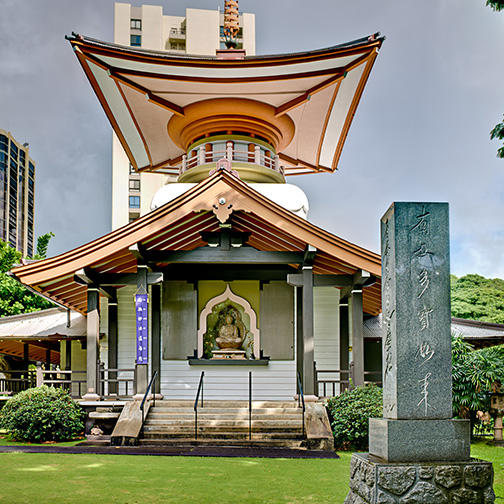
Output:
[{"xmin": 0, "ymin": 0, "xmax": 503, "ymax": 278}]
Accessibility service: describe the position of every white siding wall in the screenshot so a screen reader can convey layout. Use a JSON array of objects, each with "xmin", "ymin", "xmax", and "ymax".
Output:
[
  {"xmin": 159, "ymin": 361, "xmax": 296, "ymax": 401},
  {"xmin": 313, "ymin": 286, "xmax": 340, "ymax": 396}
]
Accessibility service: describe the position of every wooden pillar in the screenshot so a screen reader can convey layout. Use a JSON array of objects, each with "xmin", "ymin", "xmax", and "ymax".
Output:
[
  {"xmin": 296, "ymin": 286, "xmax": 303, "ymax": 391},
  {"xmin": 349, "ymin": 289, "xmax": 364, "ymax": 387},
  {"xmin": 151, "ymin": 284, "xmax": 161, "ymax": 395},
  {"xmin": 135, "ymin": 265, "xmax": 149, "ymax": 398},
  {"xmin": 107, "ymin": 295, "xmax": 118, "ymax": 395},
  {"xmin": 23, "ymin": 343, "xmax": 29, "ymax": 368},
  {"xmin": 45, "ymin": 348, "xmax": 51, "ymax": 370},
  {"xmin": 84, "ymin": 286, "xmax": 100, "ymax": 400},
  {"xmin": 65, "ymin": 340, "xmax": 72, "ymax": 371},
  {"xmin": 339, "ymin": 301, "xmax": 350, "ymax": 392},
  {"xmin": 302, "ymin": 267, "xmax": 315, "ymax": 396}
]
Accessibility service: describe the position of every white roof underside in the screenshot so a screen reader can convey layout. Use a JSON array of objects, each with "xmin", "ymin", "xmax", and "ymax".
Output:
[
  {"xmin": 0, "ymin": 308, "xmax": 85, "ymax": 338},
  {"xmin": 72, "ymin": 36, "xmax": 381, "ymax": 175}
]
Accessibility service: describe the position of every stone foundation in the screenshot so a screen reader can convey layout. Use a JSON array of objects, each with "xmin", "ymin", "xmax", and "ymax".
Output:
[{"xmin": 345, "ymin": 453, "xmax": 494, "ymax": 504}]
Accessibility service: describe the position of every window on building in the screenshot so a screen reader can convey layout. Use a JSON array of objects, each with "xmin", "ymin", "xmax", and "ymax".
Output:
[
  {"xmin": 130, "ymin": 19, "xmax": 142, "ymax": 30},
  {"xmin": 0, "ymin": 135, "xmax": 8, "ymax": 152},
  {"xmin": 129, "ymin": 163, "xmax": 136, "ymax": 174},
  {"xmin": 129, "ymin": 179, "xmax": 140, "ymax": 191},
  {"xmin": 130, "ymin": 35, "xmax": 141, "ymax": 47},
  {"xmin": 10, "ymin": 143, "xmax": 18, "ymax": 160},
  {"xmin": 129, "ymin": 195, "xmax": 140, "ymax": 208}
]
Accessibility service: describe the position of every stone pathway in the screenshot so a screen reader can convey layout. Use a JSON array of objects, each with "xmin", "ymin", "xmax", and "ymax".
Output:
[{"xmin": 0, "ymin": 444, "xmax": 339, "ymax": 459}]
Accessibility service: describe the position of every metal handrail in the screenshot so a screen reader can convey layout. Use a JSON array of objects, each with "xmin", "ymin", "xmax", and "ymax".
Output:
[
  {"xmin": 194, "ymin": 371, "xmax": 204, "ymax": 440},
  {"xmin": 140, "ymin": 370, "xmax": 158, "ymax": 432},
  {"xmin": 248, "ymin": 371, "xmax": 252, "ymax": 441},
  {"xmin": 297, "ymin": 371, "xmax": 306, "ymax": 438}
]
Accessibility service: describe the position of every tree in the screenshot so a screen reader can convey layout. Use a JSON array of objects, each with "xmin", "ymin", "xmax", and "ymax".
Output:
[
  {"xmin": 451, "ymin": 274, "xmax": 504, "ymax": 323},
  {"xmin": 485, "ymin": 1, "xmax": 504, "ymax": 156},
  {"xmin": 34, "ymin": 232, "xmax": 55, "ymax": 260},
  {"xmin": 452, "ymin": 335, "xmax": 504, "ymax": 437},
  {"xmin": 0, "ymin": 236, "xmax": 55, "ymax": 317},
  {"xmin": 486, "ymin": 0, "xmax": 504, "ymax": 11},
  {"xmin": 490, "ymin": 116, "xmax": 504, "ymax": 159},
  {"xmin": 452, "ymin": 336, "xmax": 503, "ymax": 416}
]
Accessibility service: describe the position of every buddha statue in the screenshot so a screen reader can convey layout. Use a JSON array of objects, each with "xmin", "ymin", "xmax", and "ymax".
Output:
[{"xmin": 215, "ymin": 312, "xmax": 245, "ymax": 350}]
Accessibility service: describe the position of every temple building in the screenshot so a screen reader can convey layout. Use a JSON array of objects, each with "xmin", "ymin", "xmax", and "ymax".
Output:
[{"xmin": 10, "ymin": 2, "xmax": 385, "ymax": 412}]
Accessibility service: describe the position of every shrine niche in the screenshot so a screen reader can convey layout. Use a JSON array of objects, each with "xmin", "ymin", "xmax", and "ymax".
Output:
[{"xmin": 197, "ymin": 284, "xmax": 259, "ymax": 360}]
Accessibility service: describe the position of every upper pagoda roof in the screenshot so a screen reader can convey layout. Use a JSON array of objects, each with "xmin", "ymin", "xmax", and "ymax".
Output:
[
  {"xmin": 11, "ymin": 170, "xmax": 382, "ymax": 315},
  {"xmin": 68, "ymin": 33, "xmax": 383, "ymax": 175}
]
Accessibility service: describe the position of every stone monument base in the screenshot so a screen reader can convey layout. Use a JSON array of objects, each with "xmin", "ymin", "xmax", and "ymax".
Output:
[
  {"xmin": 345, "ymin": 453, "xmax": 494, "ymax": 504},
  {"xmin": 369, "ymin": 418, "xmax": 470, "ymax": 462}
]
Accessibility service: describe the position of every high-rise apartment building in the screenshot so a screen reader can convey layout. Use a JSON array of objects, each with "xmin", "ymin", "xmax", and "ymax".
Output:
[
  {"xmin": 111, "ymin": 3, "xmax": 256, "ymax": 229},
  {"xmin": 0, "ymin": 130, "xmax": 35, "ymax": 257}
]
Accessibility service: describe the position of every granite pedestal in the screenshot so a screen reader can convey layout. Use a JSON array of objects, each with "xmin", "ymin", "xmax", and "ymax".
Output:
[{"xmin": 345, "ymin": 454, "xmax": 494, "ymax": 504}]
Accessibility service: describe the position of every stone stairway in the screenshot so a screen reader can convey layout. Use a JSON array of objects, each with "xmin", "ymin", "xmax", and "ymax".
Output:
[{"xmin": 139, "ymin": 400, "xmax": 308, "ymax": 448}]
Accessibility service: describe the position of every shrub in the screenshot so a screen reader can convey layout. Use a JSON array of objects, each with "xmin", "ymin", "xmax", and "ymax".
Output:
[
  {"xmin": 0, "ymin": 386, "xmax": 85, "ymax": 442},
  {"xmin": 326, "ymin": 384, "xmax": 382, "ymax": 450}
]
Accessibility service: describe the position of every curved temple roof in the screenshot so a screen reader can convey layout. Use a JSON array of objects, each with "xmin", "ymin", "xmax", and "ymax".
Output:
[
  {"xmin": 67, "ymin": 34, "xmax": 383, "ymax": 175},
  {"xmin": 11, "ymin": 170, "xmax": 382, "ymax": 315}
]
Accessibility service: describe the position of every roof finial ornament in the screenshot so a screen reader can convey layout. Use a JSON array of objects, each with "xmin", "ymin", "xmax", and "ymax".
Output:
[{"xmin": 223, "ymin": 0, "xmax": 240, "ymax": 49}]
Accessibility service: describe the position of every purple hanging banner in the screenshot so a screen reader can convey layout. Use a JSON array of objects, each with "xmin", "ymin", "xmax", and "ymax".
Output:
[{"xmin": 135, "ymin": 294, "xmax": 148, "ymax": 364}]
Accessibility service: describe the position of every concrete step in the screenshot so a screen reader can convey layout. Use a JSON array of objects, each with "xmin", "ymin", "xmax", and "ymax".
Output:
[
  {"xmin": 144, "ymin": 419, "xmax": 303, "ymax": 429},
  {"xmin": 89, "ymin": 412, "xmax": 121, "ymax": 420},
  {"xmin": 143, "ymin": 427, "xmax": 303, "ymax": 436},
  {"xmin": 147, "ymin": 412, "xmax": 303, "ymax": 423},
  {"xmin": 139, "ymin": 437, "xmax": 305, "ymax": 448},
  {"xmin": 143, "ymin": 429, "xmax": 302, "ymax": 439},
  {"xmin": 153, "ymin": 400, "xmax": 299, "ymax": 409},
  {"xmin": 148, "ymin": 407, "xmax": 302, "ymax": 415}
]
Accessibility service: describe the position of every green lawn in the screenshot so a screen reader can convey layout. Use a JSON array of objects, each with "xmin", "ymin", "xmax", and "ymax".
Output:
[{"xmin": 0, "ymin": 444, "xmax": 500, "ymax": 504}]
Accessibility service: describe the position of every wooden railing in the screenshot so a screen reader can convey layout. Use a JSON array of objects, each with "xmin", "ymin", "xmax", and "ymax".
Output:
[
  {"xmin": 0, "ymin": 369, "xmax": 36, "ymax": 395},
  {"xmin": 314, "ymin": 362, "xmax": 382, "ymax": 397},
  {"xmin": 99, "ymin": 366, "xmax": 135, "ymax": 398},
  {"xmin": 180, "ymin": 143, "xmax": 284, "ymax": 176},
  {"xmin": 41, "ymin": 369, "xmax": 86, "ymax": 399},
  {"xmin": 1, "ymin": 366, "xmax": 136, "ymax": 400}
]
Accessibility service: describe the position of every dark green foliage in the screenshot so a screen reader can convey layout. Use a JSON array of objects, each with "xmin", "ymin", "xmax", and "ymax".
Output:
[
  {"xmin": 0, "ymin": 386, "xmax": 85, "ymax": 442},
  {"xmin": 0, "ymin": 238, "xmax": 54, "ymax": 317},
  {"xmin": 490, "ymin": 117, "xmax": 504, "ymax": 158},
  {"xmin": 486, "ymin": 0, "xmax": 504, "ymax": 12},
  {"xmin": 452, "ymin": 335, "xmax": 504, "ymax": 418},
  {"xmin": 34, "ymin": 232, "xmax": 55, "ymax": 260},
  {"xmin": 326, "ymin": 384, "xmax": 382, "ymax": 450},
  {"xmin": 451, "ymin": 274, "xmax": 504, "ymax": 323}
]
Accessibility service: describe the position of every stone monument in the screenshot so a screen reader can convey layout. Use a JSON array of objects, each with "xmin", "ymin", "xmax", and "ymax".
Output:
[{"xmin": 345, "ymin": 202, "xmax": 495, "ymax": 504}]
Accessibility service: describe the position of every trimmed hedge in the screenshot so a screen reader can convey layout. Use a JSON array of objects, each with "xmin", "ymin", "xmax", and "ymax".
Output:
[
  {"xmin": 0, "ymin": 386, "xmax": 85, "ymax": 442},
  {"xmin": 326, "ymin": 384, "xmax": 383, "ymax": 450}
]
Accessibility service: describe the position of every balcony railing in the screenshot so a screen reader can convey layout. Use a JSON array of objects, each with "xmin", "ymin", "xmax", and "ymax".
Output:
[
  {"xmin": 169, "ymin": 28, "xmax": 186, "ymax": 39},
  {"xmin": 180, "ymin": 142, "xmax": 283, "ymax": 177}
]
